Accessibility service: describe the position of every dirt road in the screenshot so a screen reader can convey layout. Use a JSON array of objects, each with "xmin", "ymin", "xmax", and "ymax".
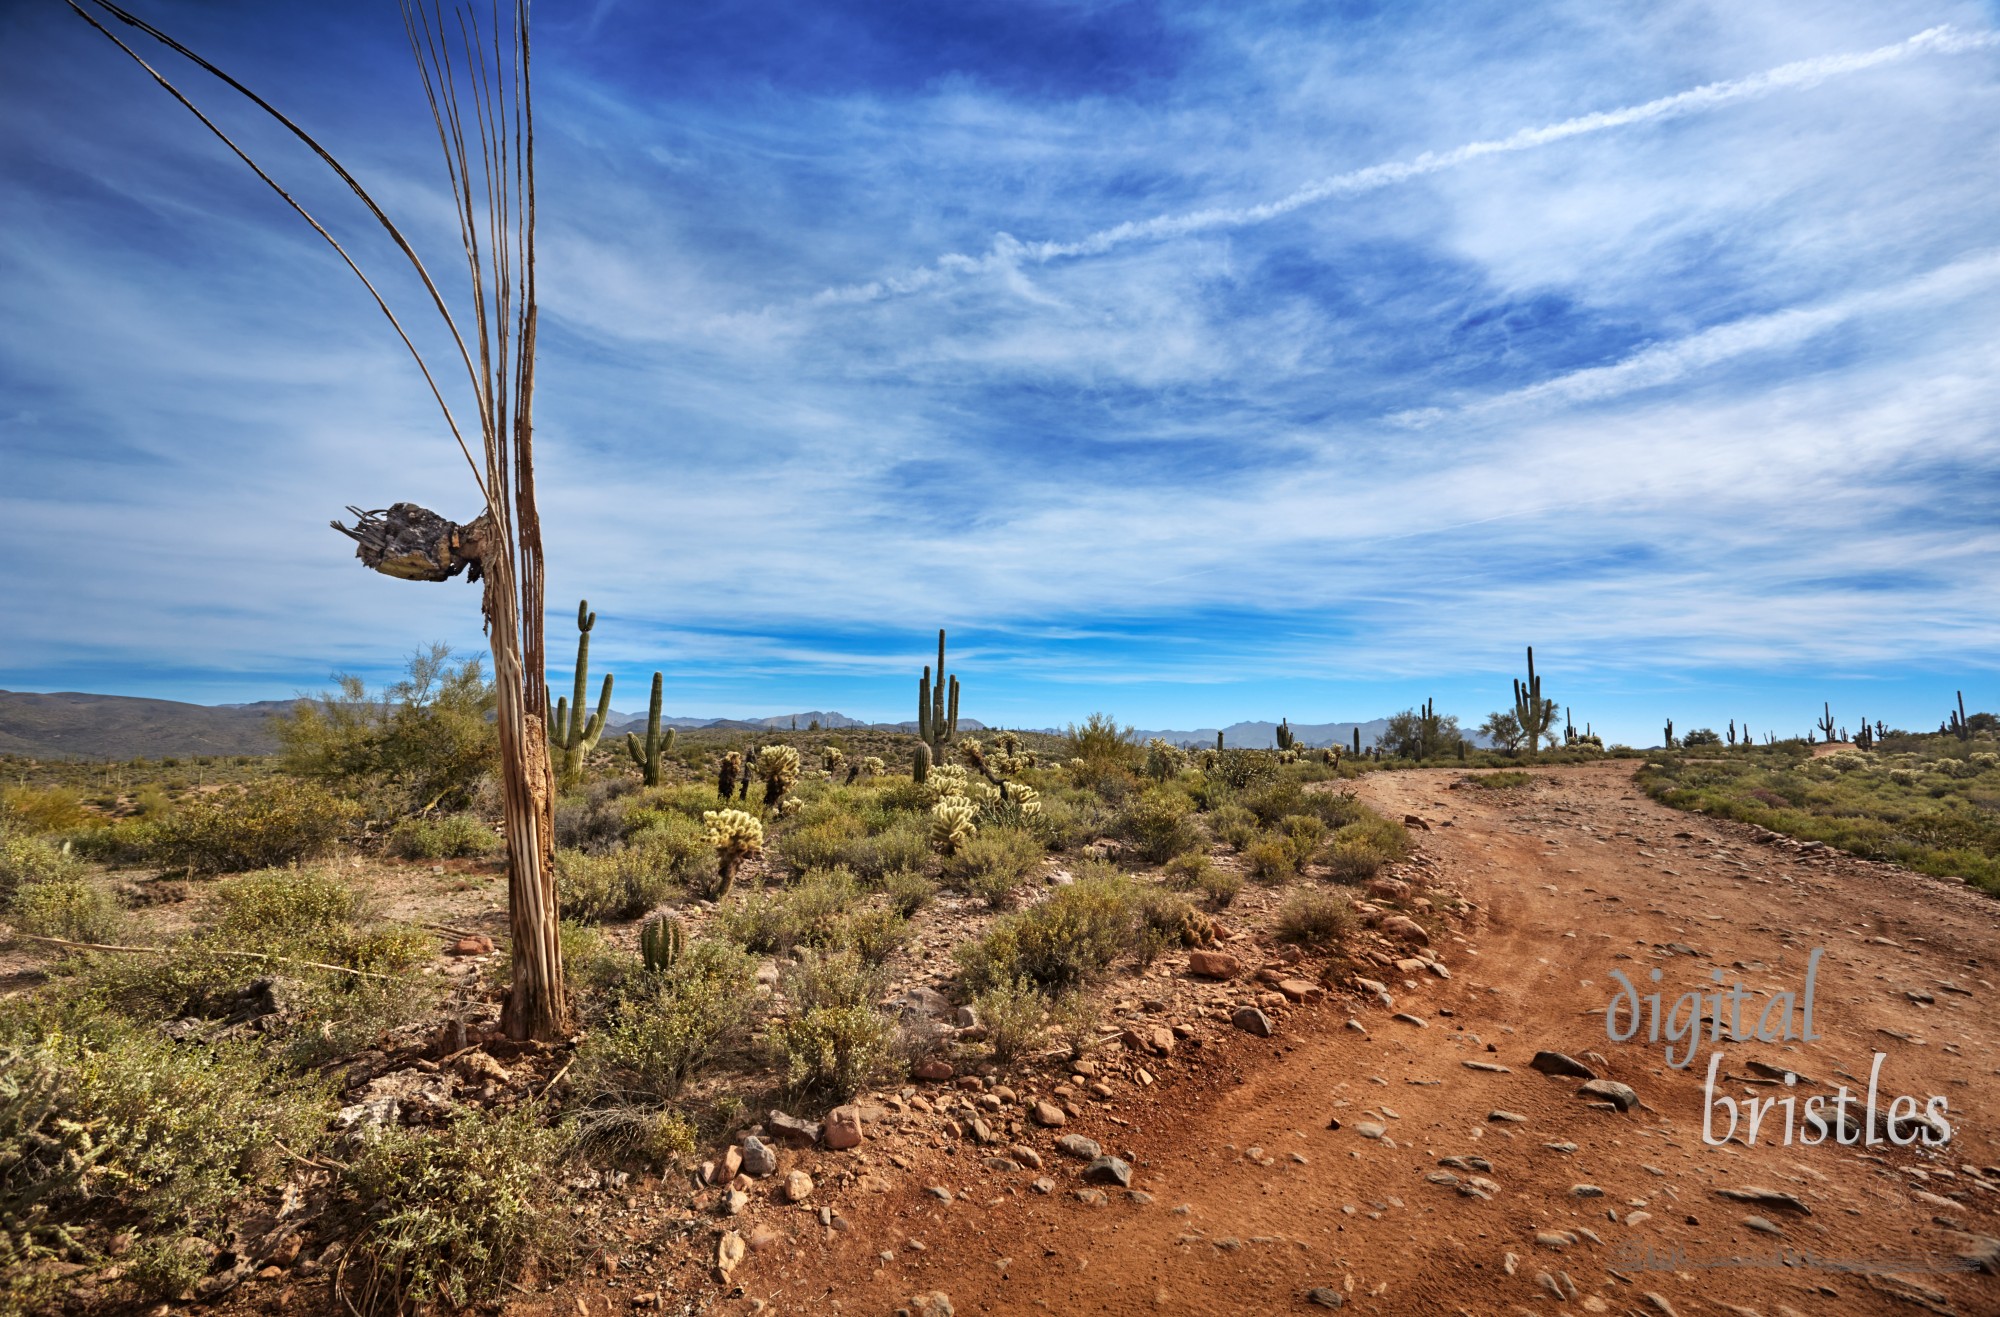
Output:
[{"xmin": 568, "ymin": 762, "xmax": 2000, "ymax": 1317}]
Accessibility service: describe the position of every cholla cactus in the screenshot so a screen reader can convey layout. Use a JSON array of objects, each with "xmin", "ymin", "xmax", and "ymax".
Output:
[
  {"xmin": 959, "ymin": 737, "xmax": 985, "ymax": 763},
  {"xmin": 756, "ymin": 745, "xmax": 802, "ymax": 810},
  {"xmin": 930, "ymin": 797, "xmax": 978, "ymax": 854},
  {"xmin": 1278, "ymin": 748, "xmax": 1299, "ymax": 765},
  {"xmin": 1067, "ymin": 757, "xmax": 1087, "ymax": 773},
  {"xmin": 778, "ymin": 795, "xmax": 803, "ymax": 817},
  {"xmin": 823, "ymin": 746, "xmax": 847, "ymax": 773},
  {"xmin": 702, "ymin": 808, "xmax": 764, "ymax": 898},
  {"xmin": 996, "ymin": 730, "xmax": 1021, "ymax": 755},
  {"xmin": 924, "ymin": 762, "xmax": 971, "ymax": 803},
  {"xmin": 1143, "ymin": 738, "xmax": 1188, "ymax": 780},
  {"xmin": 860, "ymin": 756, "xmax": 885, "ymax": 778},
  {"xmin": 1199, "ymin": 748, "xmax": 1219, "ymax": 771},
  {"xmin": 717, "ymin": 751, "xmax": 743, "ymax": 802}
]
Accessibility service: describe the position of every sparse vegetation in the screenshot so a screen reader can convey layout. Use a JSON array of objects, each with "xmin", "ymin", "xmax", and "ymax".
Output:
[
  {"xmin": 1275, "ymin": 888, "xmax": 1356, "ymax": 948},
  {"xmin": 145, "ymin": 779, "xmax": 361, "ymax": 875}
]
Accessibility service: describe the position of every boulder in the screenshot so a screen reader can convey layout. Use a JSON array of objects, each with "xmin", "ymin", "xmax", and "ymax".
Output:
[
  {"xmin": 823, "ymin": 1105, "xmax": 865, "ymax": 1150},
  {"xmin": 1232, "ymin": 1007, "xmax": 1274, "ymax": 1037},
  {"xmin": 1186, "ymin": 950, "xmax": 1242, "ymax": 979}
]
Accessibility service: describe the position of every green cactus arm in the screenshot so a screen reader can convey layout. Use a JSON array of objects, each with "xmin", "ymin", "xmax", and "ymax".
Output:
[
  {"xmin": 947, "ymin": 674, "xmax": 959, "ymax": 741},
  {"xmin": 626, "ymin": 730, "xmax": 646, "ymax": 767},
  {"xmin": 918, "ymin": 668, "xmax": 933, "ymax": 744}
]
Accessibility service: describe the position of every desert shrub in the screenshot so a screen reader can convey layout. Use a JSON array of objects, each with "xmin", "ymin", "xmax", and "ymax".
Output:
[
  {"xmin": 1130, "ymin": 887, "xmax": 1211, "ymax": 967},
  {"xmin": 1065, "ymin": 713, "xmax": 1142, "ymax": 775},
  {"xmin": 573, "ymin": 940, "xmax": 757, "ymax": 1103},
  {"xmin": 1328, "ymin": 812, "xmax": 1410, "ymax": 871},
  {"xmin": 344, "ymin": 1106, "xmax": 571, "ymax": 1315},
  {"xmin": 1116, "ymin": 788, "xmax": 1201, "ymax": 863},
  {"xmin": 1047, "ymin": 991, "xmax": 1103, "ymax": 1061},
  {"xmin": 274, "ymin": 645, "xmax": 496, "ymax": 816},
  {"xmin": 145, "ymin": 779, "xmax": 360, "ymax": 875},
  {"xmin": 1465, "ymin": 770, "xmax": 1534, "ymax": 789},
  {"xmin": 1205, "ymin": 748, "xmax": 1277, "ymax": 791},
  {"xmin": 0, "ymin": 1016, "xmax": 328, "ymax": 1300},
  {"xmin": 10, "ymin": 876, "xmax": 124, "ymax": 946},
  {"xmin": 768, "ymin": 949, "xmax": 895, "ymax": 1100},
  {"xmin": 1683, "ymin": 728, "xmax": 1723, "ymax": 747},
  {"xmin": 837, "ymin": 818, "xmax": 932, "ymax": 881},
  {"xmin": 946, "ymin": 826, "xmax": 1043, "ymax": 907},
  {"xmin": 1244, "ymin": 836, "xmax": 1296, "ymax": 884},
  {"xmin": 558, "ymin": 921, "xmax": 637, "ymax": 1009},
  {"xmin": 879, "ymin": 868, "xmax": 936, "ymax": 917},
  {"xmin": 974, "ymin": 976, "xmax": 1046, "ymax": 1064},
  {"xmin": 780, "ymin": 811, "xmax": 867, "ymax": 875},
  {"xmin": 1208, "ymin": 803, "xmax": 1259, "ymax": 851},
  {"xmin": 567, "ymin": 1102, "xmax": 696, "ymax": 1170},
  {"xmin": 553, "ymin": 781, "xmax": 638, "ymax": 854},
  {"xmin": 956, "ymin": 870, "xmax": 1137, "ymax": 995},
  {"xmin": 387, "ymin": 813, "xmax": 499, "ymax": 860},
  {"xmin": 1275, "ymin": 889, "xmax": 1355, "ymax": 949},
  {"xmin": 1277, "ymin": 813, "xmax": 1326, "ymax": 867},
  {"xmin": 554, "ymin": 841, "xmax": 677, "ymax": 923},
  {"xmin": 0, "ymin": 786, "xmax": 97, "ymax": 835},
  {"xmin": 0, "ymin": 831, "xmax": 81, "ymax": 903},
  {"xmin": 1163, "ymin": 850, "xmax": 1240, "ymax": 907},
  {"xmin": 719, "ymin": 868, "xmax": 906, "ymax": 957}
]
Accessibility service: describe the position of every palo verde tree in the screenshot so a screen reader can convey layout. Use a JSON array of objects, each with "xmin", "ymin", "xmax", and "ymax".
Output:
[{"xmin": 71, "ymin": 0, "xmax": 567, "ymax": 1037}]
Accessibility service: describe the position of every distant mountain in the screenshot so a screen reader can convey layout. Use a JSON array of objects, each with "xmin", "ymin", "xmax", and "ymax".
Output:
[
  {"xmin": 1126, "ymin": 719, "xmax": 1395, "ymax": 750},
  {"xmin": 603, "ymin": 710, "xmax": 878, "ymax": 734},
  {"xmin": 0, "ymin": 690, "xmax": 300, "ymax": 760}
]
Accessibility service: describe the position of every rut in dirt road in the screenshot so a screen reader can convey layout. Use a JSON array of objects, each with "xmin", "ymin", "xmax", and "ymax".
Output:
[{"xmin": 558, "ymin": 762, "xmax": 2000, "ymax": 1317}]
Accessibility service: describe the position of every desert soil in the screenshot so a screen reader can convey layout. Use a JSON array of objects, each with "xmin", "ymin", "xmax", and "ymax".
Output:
[{"xmin": 533, "ymin": 760, "xmax": 2000, "ymax": 1317}]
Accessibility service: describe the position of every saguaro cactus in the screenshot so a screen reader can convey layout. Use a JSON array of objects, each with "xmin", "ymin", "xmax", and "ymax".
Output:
[
  {"xmin": 917, "ymin": 629, "xmax": 960, "ymax": 759},
  {"xmin": 1663, "ymin": 718, "xmax": 1675, "ymax": 748},
  {"xmin": 1351, "ymin": 727, "xmax": 1361, "ymax": 755},
  {"xmin": 1949, "ymin": 691, "xmax": 1970, "ymax": 741},
  {"xmin": 912, "ymin": 741, "xmax": 933, "ymax": 784},
  {"xmin": 1512, "ymin": 646, "xmax": 1556, "ymax": 755},
  {"xmin": 1816, "ymin": 703, "xmax": 1838, "ymax": 742},
  {"xmin": 1275, "ymin": 719, "xmax": 1295, "ymax": 752},
  {"xmin": 1216, "ymin": 730, "xmax": 1225, "ymax": 751},
  {"xmin": 625, "ymin": 672, "xmax": 676, "ymax": 786},
  {"xmin": 552, "ymin": 599, "xmax": 613, "ymax": 787}
]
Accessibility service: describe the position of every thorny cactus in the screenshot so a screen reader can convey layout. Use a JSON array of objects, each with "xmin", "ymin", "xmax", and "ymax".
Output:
[
  {"xmin": 778, "ymin": 795, "xmax": 803, "ymax": 818},
  {"xmin": 639, "ymin": 913, "xmax": 685, "ymax": 973},
  {"xmin": 1144, "ymin": 738, "xmax": 1188, "ymax": 780},
  {"xmin": 1512, "ymin": 646, "xmax": 1556, "ymax": 755},
  {"xmin": 756, "ymin": 745, "xmax": 802, "ymax": 811},
  {"xmin": 702, "ymin": 809, "xmax": 764, "ymax": 898},
  {"xmin": 930, "ymin": 797, "xmax": 978, "ymax": 855},
  {"xmin": 553, "ymin": 599, "xmax": 614, "ymax": 787},
  {"xmin": 1817, "ymin": 703, "xmax": 1838, "ymax": 743},
  {"xmin": 912, "ymin": 742, "xmax": 932, "ymax": 785},
  {"xmin": 917, "ymin": 628, "xmax": 960, "ymax": 758},
  {"xmin": 625, "ymin": 672, "xmax": 676, "ymax": 786},
  {"xmin": 1275, "ymin": 719, "xmax": 1295, "ymax": 752},
  {"xmin": 924, "ymin": 763, "xmax": 971, "ymax": 803},
  {"xmin": 717, "ymin": 751, "xmax": 743, "ymax": 802},
  {"xmin": 995, "ymin": 730, "xmax": 1021, "ymax": 756},
  {"xmin": 823, "ymin": 747, "xmax": 847, "ymax": 774}
]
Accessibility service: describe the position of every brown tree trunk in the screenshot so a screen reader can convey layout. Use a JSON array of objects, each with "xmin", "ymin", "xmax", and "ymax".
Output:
[{"xmin": 489, "ymin": 556, "xmax": 565, "ymax": 1039}]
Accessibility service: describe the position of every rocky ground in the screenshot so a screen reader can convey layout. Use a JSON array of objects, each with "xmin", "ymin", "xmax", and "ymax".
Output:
[{"xmin": 488, "ymin": 760, "xmax": 2000, "ymax": 1317}]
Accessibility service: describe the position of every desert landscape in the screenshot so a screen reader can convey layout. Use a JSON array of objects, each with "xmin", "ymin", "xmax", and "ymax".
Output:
[{"xmin": 3, "ymin": 2, "xmax": 1996, "ymax": 1316}]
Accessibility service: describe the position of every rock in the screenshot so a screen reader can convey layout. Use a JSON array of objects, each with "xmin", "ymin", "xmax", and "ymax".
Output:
[
  {"xmin": 1232, "ymin": 1007, "xmax": 1274, "ymax": 1037},
  {"xmin": 716, "ymin": 1231, "xmax": 746, "ymax": 1277},
  {"xmin": 721, "ymin": 1189, "xmax": 748, "ymax": 1215},
  {"xmin": 1743, "ymin": 1215, "xmax": 1782, "ymax": 1235},
  {"xmin": 449, "ymin": 935, "xmax": 494, "ymax": 956},
  {"xmin": 1307, "ymin": 1286, "xmax": 1345, "ymax": 1308},
  {"xmin": 1402, "ymin": 814, "xmax": 1431, "ymax": 831},
  {"xmin": 1715, "ymin": 1187, "xmax": 1811, "ymax": 1215},
  {"xmin": 784, "ymin": 1170, "xmax": 814, "ymax": 1203},
  {"xmin": 1463, "ymin": 1061, "xmax": 1509, "ymax": 1073},
  {"xmin": 954, "ymin": 1005, "xmax": 979, "ymax": 1027},
  {"xmin": 1277, "ymin": 979, "xmax": 1325, "ymax": 1004},
  {"xmin": 1577, "ymin": 1079, "xmax": 1638, "ymax": 1112},
  {"xmin": 896, "ymin": 986, "xmax": 954, "ymax": 1019},
  {"xmin": 1381, "ymin": 916, "xmax": 1429, "ymax": 946},
  {"xmin": 1530, "ymin": 1051, "xmax": 1597, "ymax": 1079},
  {"xmin": 738, "ymin": 1135, "xmax": 778, "ymax": 1177},
  {"xmin": 1534, "ymin": 1231, "xmax": 1575, "ymax": 1250},
  {"xmin": 1031, "ymin": 1177, "xmax": 1055, "ymax": 1194},
  {"xmin": 747, "ymin": 1224, "xmax": 784, "ymax": 1252},
  {"xmin": 1391, "ymin": 1013, "xmax": 1428, "ymax": 1028},
  {"xmin": 1572, "ymin": 1184, "xmax": 1603, "ymax": 1197},
  {"xmin": 913, "ymin": 1060, "xmax": 954, "ymax": 1082},
  {"xmin": 1642, "ymin": 1294, "xmax": 1679, "ymax": 1317},
  {"xmin": 1008, "ymin": 1144, "xmax": 1043, "ymax": 1170},
  {"xmin": 1074, "ymin": 1188, "xmax": 1110, "ymax": 1206},
  {"xmin": 823, "ymin": 1105, "xmax": 865, "ymax": 1149},
  {"xmin": 1354, "ymin": 1122, "xmax": 1386, "ymax": 1140},
  {"xmin": 1487, "ymin": 1110, "xmax": 1527, "ymax": 1124},
  {"xmin": 1365, "ymin": 878, "xmax": 1411, "ymax": 902},
  {"xmin": 1082, "ymin": 1156, "xmax": 1132, "ymax": 1187},
  {"xmin": 769, "ymin": 1109, "xmax": 823, "ymax": 1146},
  {"xmin": 1031, "ymin": 1101, "xmax": 1067, "ymax": 1128},
  {"xmin": 709, "ymin": 1145, "xmax": 743, "ymax": 1185},
  {"xmin": 1186, "ymin": 950, "xmax": 1241, "ymax": 979},
  {"xmin": 910, "ymin": 1291, "xmax": 954, "ymax": 1317},
  {"xmin": 1056, "ymin": 1134, "xmax": 1102, "ymax": 1161}
]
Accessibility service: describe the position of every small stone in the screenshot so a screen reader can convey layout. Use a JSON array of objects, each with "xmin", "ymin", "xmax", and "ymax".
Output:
[
  {"xmin": 1056, "ymin": 1134, "xmax": 1102, "ymax": 1160},
  {"xmin": 721, "ymin": 1189, "xmax": 748, "ymax": 1215},
  {"xmin": 1232, "ymin": 1007, "xmax": 1274, "ymax": 1037},
  {"xmin": 1187, "ymin": 950, "xmax": 1241, "ymax": 979},
  {"xmin": 1577, "ymin": 1079, "xmax": 1638, "ymax": 1112},
  {"xmin": 1074, "ymin": 1188, "xmax": 1110, "ymax": 1206},
  {"xmin": 913, "ymin": 1060, "xmax": 954, "ymax": 1082},
  {"xmin": 926, "ymin": 1185, "xmax": 952, "ymax": 1201},
  {"xmin": 784, "ymin": 1170, "xmax": 814, "ymax": 1203},
  {"xmin": 1535, "ymin": 1231, "xmax": 1576, "ymax": 1250},
  {"xmin": 1392, "ymin": 1013, "xmax": 1427, "ymax": 1028},
  {"xmin": 1277, "ymin": 979, "xmax": 1325, "ymax": 1004},
  {"xmin": 769, "ymin": 1109, "xmax": 822, "ymax": 1146},
  {"xmin": 1381, "ymin": 915, "xmax": 1429, "ymax": 946},
  {"xmin": 448, "ymin": 934, "xmax": 494, "ymax": 956},
  {"xmin": 1354, "ymin": 1122, "xmax": 1386, "ymax": 1140},
  {"xmin": 824, "ymin": 1105, "xmax": 865, "ymax": 1149},
  {"xmin": 1030, "ymin": 1100, "xmax": 1066, "ymax": 1127},
  {"xmin": 1572, "ymin": 1184, "xmax": 1603, "ymax": 1197},
  {"xmin": 1008, "ymin": 1144, "xmax": 1043, "ymax": 1169},
  {"xmin": 738, "ymin": 1135, "xmax": 777, "ymax": 1177},
  {"xmin": 911, "ymin": 1292, "xmax": 954, "ymax": 1317},
  {"xmin": 716, "ymin": 1231, "xmax": 746, "ymax": 1276},
  {"xmin": 1487, "ymin": 1110, "xmax": 1527, "ymax": 1124},
  {"xmin": 1031, "ymin": 1177, "xmax": 1055, "ymax": 1194},
  {"xmin": 709, "ymin": 1145, "xmax": 743, "ymax": 1185},
  {"xmin": 1743, "ymin": 1215, "xmax": 1782, "ymax": 1236},
  {"xmin": 1530, "ymin": 1051, "xmax": 1597, "ymax": 1079},
  {"xmin": 1307, "ymin": 1287, "xmax": 1345, "ymax": 1308},
  {"xmin": 1463, "ymin": 1061, "xmax": 1508, "ymax": 1073},
  {"xmin": 1082, "ymin": 1156, "xmax": 1132, "ymax": 1187}
]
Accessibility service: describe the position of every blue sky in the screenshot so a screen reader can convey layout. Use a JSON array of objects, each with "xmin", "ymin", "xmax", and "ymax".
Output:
[{"xmin": 2, "ymin": 0, "xmax": 1996, "ymax": 746}]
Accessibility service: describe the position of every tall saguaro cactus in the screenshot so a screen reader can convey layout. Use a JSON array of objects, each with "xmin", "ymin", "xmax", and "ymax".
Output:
[
  {"xmin": 553, "ymin": 600, "xmax": 613, "ymax": 787},
  {"xmin": 1949, "ymin": 691, "xmax": 1971, "ymax": 741},
  {"xmin": 1512, "ymin": 646, "xmax": 1556, "ymax": 755},
  {"xmin": 917, "ymin": 629, "xmax": 960, "ymax": 760},
  {"xmin": 625, "ymin": 672, "xmax": 676, "ymax": 786},
  {"xmin": 1816, "ymin": 702, "xmax": 1838, "ymax": 743},
  {"xmin": 1275, "ymin": 719, "xmax": 1295, "ymax": 752}
]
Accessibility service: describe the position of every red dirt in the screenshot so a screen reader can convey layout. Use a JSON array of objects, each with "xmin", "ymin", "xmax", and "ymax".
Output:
[{"xmin": 531, "ymin": 761, "xmax": 1999, "ymax": 1317}]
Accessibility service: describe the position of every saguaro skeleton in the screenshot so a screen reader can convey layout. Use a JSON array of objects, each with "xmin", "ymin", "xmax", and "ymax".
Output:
[{"xmin": 73, "ymin": 0, "xmax": 566, "ymax": 1036}]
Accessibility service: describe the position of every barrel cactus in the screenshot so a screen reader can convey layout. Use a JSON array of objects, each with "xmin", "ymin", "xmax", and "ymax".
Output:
[
  {"xmin": 930, "ymin": 798, "xmax": 978, "ymax": 854},
  {"xmin": 912, "ymin": 742, "xmax": 932, "ymax": 784},
  {"xmin": 639, "ymin": 913, "xmax": 686, "ymax": 973},
  {"xmin": 702, "ymin": 808, "xmax": 765, "ymax": 898}
]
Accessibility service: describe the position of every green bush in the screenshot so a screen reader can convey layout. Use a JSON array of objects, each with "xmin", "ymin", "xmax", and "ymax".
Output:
[
  {"xmin": 780, "ymin": 812, "xmax": 867, "ymax": 876},
  {"xmin": 0, "ymin": 1017, "xmax": 328, "ymax": 1301},
  {"xmin": 1244, "ymin": 836, "xmax": 1296, "ymax": 884},
  {"xmin": 554, "ymin": 842, "xmax": 677, "ymax": 923},
  {"xmin": 0, "ymin": 786, "xmax": 98, "ymax": 835},
  {"xmin": 769, "ymin": 949, "xmax": 895, "ymax": 1100},
  {"xmin": 387, "ymin": 813, "xmax": 500, "ymax": 860},
  {"xmin": 879, "ymin": 868, "xmax": 936, "ymax": 917},
  {"xmin": 1162, "ymin": 850, "xmax": 1240, "ymax": 907},
  {"xmin": 973, "ymin": 976, "xmax": 1046, "ymax": 1064},
  {"xmin": 1130, "ymin": 887, "xmax": 1211, "ymax": 966},
  {"xmin": 1321, "ymin": 813, "xmax": 1411, "ymax": 883},
  {"xmin": 344, "ymin": 1107, "xmax": 571, "ymax": 1315},
  {"xmin": 10, "ymin": 876, "xmax": 124, "ymax": 946},
  {"xmin": 1117, "ymin": 788, "xmax": 1201, "ymax": 863},
  {"xmin": 836, "ymin": 818, "xmax": 932, "ymax": 881},
  {"xmin": 720, "ymin": 868, "xmax": 868, "ymax": 954},
  {"xmin": 1275, "ymin": 889, "xmax": 1354, "ymax": 949},
  {"xmin": 1277, "ymin": 813, "xmax": 1327, "ymax": 867},
  {"xmin": 0, "ymin": 831, "xmax": 82, "ymax": 904},
  {"xmin": 1208, "ymin": 803, "xmax": 1259, "ymax": 851},
  {"xmin": 146, "ymin": 779, "xmax": 360, "ymax": 875},
  {"xmin": 946, "ymin": 826, "xmax": 1043, "ymax": 907},
  {"xmin": 573, "ymin": 940, "xmax": 757, "ymax": 1102},
  {"xmin": 1465, "ymin": 770, "xmax": 1534, "ymax": 789},
  {"xmin": 956, "ymin": 869, "xmax": 1137, "ymax": 995}
]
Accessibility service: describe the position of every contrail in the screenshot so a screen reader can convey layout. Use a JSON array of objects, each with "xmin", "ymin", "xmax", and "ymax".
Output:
[{"xmin": 807, "ymin": 25, "xmax": 1998, "ymax": 308}]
